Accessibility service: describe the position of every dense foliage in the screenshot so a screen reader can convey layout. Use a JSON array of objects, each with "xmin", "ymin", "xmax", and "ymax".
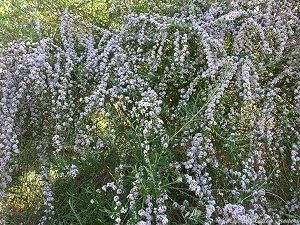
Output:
[{"xmin": 0, "ymin": 0, "xmax": 299, "ymax": 224}]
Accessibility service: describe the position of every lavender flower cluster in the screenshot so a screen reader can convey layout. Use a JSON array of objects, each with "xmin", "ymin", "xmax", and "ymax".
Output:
[{"xmin": 0, "ymin": 0, "xmax": 299, "ymax": 224}]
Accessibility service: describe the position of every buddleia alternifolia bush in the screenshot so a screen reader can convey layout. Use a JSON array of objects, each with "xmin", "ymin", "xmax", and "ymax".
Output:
[{"xmin": 0, "ymin": 0, "xmax": 299, "ymax": 224}]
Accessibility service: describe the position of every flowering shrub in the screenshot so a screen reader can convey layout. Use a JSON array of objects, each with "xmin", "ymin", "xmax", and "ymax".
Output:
[{"xmin": 0, "ymin": 0, "xmax": 299, "ymax": 224}]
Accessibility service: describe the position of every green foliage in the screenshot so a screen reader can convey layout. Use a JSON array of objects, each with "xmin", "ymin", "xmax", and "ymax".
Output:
[
  {"xmin": 51, "ymin": 155, "xmax": 115, "ymax": 225},
  {"xmin": 0, "ymin": 0, "xmax": 111, "ymax": 43},
  {"xmin": 0, "ymin": 0, "xmax": 187, "ymax": 44}
]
